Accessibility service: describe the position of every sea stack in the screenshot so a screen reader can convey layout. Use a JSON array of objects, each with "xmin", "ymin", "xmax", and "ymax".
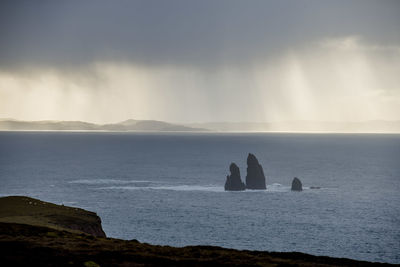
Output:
[
  {"xmin": 225, "ymin": 163, "xmax": 246, "ymax": 191},
  {"xmin": 245, "ymin": 153, "xmax": 266, "ymax": 189},
  {"xmin": 291, "ymin": 177, "xmax": 303, "ymax": 191}
]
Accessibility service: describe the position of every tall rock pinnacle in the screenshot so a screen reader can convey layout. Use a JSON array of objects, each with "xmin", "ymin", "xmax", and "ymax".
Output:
[
  {"xmin": 224, "ymin": 163, "xmax": 246, "ymax": 191},
  {"xmin": 245, "ymin": 153, "xmax": 266, "ymax": 189}
]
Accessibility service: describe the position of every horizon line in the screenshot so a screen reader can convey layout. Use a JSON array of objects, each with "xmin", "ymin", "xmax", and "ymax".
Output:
[{"xmin": 1, "ymin": 118, "xmax": 400, "ymax": 125}]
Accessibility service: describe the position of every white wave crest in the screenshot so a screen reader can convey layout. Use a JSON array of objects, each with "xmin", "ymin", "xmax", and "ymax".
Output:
[
  {"xmin": 97, "ymin": 184, "xmax": 224, "ymax": 192},
  {"xmin": 266, "ymin": 183, "xmax": 291, "ymax": 192},
  {"xmin": 68, "ymin": 179, "xmax": 151, "ymax": 185},
  {"xmin": 94, "ymin": 182, "xmax": 315, "ymax": 193}
]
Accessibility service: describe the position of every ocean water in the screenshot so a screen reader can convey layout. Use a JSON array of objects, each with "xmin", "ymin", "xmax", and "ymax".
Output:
[{"xmin": 0, "ymin": 132, "xmax": 399, "ymax": 263}]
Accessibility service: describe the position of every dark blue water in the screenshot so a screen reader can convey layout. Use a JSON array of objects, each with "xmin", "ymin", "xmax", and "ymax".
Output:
[{"xmin": 0, "ymin": 132, "xmax": 399, "ymax": 263}]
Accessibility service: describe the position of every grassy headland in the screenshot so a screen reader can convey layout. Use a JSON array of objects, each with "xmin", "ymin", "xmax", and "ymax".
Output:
[{"xmin": 0, "ymin": 196, "xmax": 392, "ymax": 266}]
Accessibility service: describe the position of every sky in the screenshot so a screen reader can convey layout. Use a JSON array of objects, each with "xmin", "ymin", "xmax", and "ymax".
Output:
[{"xmin": 0, "ymin": 0, "xmax": 399, "ymax": 124}]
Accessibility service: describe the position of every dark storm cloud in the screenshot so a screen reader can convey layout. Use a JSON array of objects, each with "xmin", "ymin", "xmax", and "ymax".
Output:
[{"xmin": 0, "ymin": 0, "xmax": 399, "ymax": 69}]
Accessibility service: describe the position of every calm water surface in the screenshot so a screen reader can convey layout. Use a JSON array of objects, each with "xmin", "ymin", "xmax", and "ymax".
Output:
[{"xmin": 0, "ymin": 132, "xmax": 399, "ymax": 263}]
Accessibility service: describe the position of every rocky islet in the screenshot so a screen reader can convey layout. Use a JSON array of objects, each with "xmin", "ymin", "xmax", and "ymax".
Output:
[{"xmin": 225, "ymin": 154, "xmax": 306, "ymax": 192}]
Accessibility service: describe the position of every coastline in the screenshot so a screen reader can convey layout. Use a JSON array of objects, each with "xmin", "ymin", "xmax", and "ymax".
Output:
[{"xmin": 0, "ymin": 196, "xmax": 393, "ymax": 266}]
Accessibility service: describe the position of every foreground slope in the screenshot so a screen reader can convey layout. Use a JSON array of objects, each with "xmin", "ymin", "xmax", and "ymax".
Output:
[{"xmin": 0, "ymin": 196, "xmax": 391, "ymax": 266}]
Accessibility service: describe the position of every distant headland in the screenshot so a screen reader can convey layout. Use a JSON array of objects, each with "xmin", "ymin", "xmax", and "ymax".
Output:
[
  {"xmin": 1, "ymin": 118, "xmax": 400, "ymax": 133},
  {"xmin": 0, "ymin": 119, "xmax": 207, "ymax": 132}
]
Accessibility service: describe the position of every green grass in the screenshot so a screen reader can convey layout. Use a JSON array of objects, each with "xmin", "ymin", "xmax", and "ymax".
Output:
[{"xmin": 0, "ymin": 196, "xmax": 105, "ymax": 237}]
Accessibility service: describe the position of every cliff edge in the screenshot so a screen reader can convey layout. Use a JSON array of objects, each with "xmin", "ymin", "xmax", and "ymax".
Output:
[{"xmin": 0, "ymin": 196, "xmax": 105, "ymax": 237}]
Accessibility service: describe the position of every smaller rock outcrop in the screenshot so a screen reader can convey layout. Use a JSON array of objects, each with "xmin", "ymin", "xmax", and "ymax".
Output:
[
  {"xmin": 291, "ymin": 177, "xmax": 303, "ymax": 191},
  {"xmin": 245, "ymin": 153, "xmax": 266, "ymax": 189},
  {"xmin": 225, "ymin": 163, "xmax": 246, "ymax": 191}
]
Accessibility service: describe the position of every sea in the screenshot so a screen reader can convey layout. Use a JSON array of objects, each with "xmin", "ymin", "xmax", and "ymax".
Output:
[{"xmin": 0, "ymin": 132, "xmax": 399, "ymax": 263}]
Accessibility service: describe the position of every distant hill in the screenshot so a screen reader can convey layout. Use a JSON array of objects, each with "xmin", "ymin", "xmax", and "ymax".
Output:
[
  {"xmin": 0, "ymin": 119, "xmax": 100, "ymax": 131},
  {"xmin": 1, "ymin": 119, "xmax": 399, "ymax": 133},
  {"xmin": 0, "ymin": 119, "xmax": 207, "ymax": 132},
  {"xmin": 102, "ymin": 119, "xmax": 207, "ymax": 131},
  {"xmin": 189, "ymin": 120, "xmax": 400, "ymax": 133}
]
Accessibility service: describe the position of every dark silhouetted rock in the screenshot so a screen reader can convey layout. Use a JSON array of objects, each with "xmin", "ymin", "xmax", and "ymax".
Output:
[
  {"xmin": 245, "ymin": 153, "xmax": 266, "ymax": 189},
  {"xmin": 291, "ymin": 177, "xmax": 303, "ymax": 191},
  {"xmin": 224, "ymin": 163, "xmax": 246, "ymax": 191}
]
